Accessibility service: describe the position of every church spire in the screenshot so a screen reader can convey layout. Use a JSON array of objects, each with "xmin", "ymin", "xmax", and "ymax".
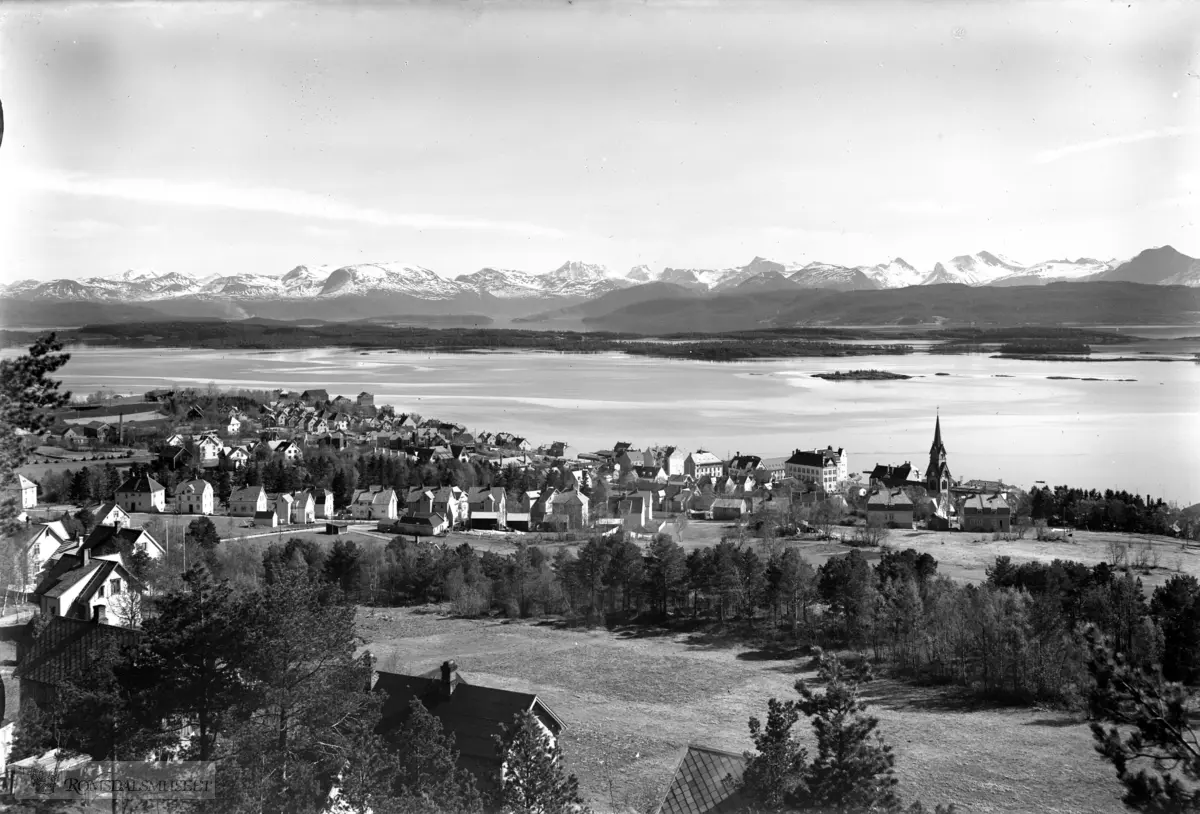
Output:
[{"xmin": 931, "ymin": 412, "xmax": 945, "ymax": 455}]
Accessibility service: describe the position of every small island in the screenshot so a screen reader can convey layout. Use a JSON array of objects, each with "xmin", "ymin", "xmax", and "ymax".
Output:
[{"xmin": 812, "ymin": 369, "xmax": 912, "ymax": 381}]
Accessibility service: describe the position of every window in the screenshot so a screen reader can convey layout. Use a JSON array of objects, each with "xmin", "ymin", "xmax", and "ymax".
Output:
[
  {"xmin": 110, "ymin": 579, "xmax": 122, "ymax": 595},
  {"xmin": 98, "ymin": 585, "xmax": 105, "ymax": 598}
]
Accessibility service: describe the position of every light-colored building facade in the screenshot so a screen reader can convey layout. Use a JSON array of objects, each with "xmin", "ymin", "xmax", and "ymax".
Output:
[
  {"xmin": 784, "ymin": 447, "xmax": 848, "ymax": 492},
  {"xmin": 115, "ymin": 475, "xmax": 166, "ymax": 514},
  {"xmin": 176, "ymin": 480, "xmax": 214, "ymax": 515}
]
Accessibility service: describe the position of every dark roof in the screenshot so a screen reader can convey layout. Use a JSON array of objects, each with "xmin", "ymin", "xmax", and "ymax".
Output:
[
  {"xmin": 658, "ymin": 745, "xmax": 748, "ymax": 814},
  {"xmin": 116, "ymin": 474, "xmax": 165, "ymax": 494},
  {"xmin": 16, "ymin": 617, "xmax": 141, "ymax": 687},
  {"xmin": 231, "ymin": 485, "xmax": 266, "ymax": 502},
  {"xmin": 869, "ymin": 462, "xmax": 913, "ymax": 487},
  {"xmin": 35, "ymin": 558, "xmax": 107, "ymax": 599},
  {"xmin": 374, "ymin": 668, "xmax": 563, "ymax": 763},
  {"xmin": 80, "ymin": 524, "xmax": 160, "ymax": 557},
  {"xmin": 785, "ymin": 448, "xmax": 842, "ymax": 468}
]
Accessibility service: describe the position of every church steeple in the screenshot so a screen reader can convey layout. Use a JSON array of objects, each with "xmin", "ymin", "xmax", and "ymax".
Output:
[
  {"xmin": 930, "ymin": 413, "xmax": 945, "ymax": 456},
  {"xmin": 925, "ymin": 413, "xmax": 951, "ymax": 495}
]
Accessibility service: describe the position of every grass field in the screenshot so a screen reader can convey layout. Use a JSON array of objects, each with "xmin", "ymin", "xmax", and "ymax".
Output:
[
  {"xmin": 439, "ymin": 521, "xmax": 1200, "ymax": 591},
  {"xmin": 359, "ymin": 606, "xmax": 1128, "ymax": 814}
]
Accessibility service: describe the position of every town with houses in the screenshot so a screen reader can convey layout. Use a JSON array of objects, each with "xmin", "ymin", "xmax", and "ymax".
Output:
[{"xmin": 7, "ymin": 378, "xmax": 1177, "ymax": 814}]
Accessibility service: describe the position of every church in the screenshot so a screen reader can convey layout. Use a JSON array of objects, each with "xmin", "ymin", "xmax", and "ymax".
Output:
[{"xmin": 925, "ymin": 414, "xmax": 954, "ymax": 520}]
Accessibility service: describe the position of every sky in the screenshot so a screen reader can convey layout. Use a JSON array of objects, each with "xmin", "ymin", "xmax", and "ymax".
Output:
[{"xmin": 1, "ymin": 0, "xmax": 1198, "ymax": 283}]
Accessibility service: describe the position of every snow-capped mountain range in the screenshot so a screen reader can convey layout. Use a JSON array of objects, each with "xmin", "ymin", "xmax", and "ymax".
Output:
[{"xmin": 3, "ymin": 248, "xmax": 1196, "ymax": 306}]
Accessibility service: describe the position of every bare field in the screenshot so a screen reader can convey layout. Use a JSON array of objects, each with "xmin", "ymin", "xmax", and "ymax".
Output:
[
  {"xmin": 358, "ymin": 606, "xmax": 1127, "ymax": 814},
  {"xmin": 881, "ymin": 528, "xmax": 1200, "ymax": 590}
]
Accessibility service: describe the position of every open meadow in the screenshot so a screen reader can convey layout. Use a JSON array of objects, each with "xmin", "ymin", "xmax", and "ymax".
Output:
[{"xmin": 358, "ymin": 606, "xmax": 1129, "ymax": 814}]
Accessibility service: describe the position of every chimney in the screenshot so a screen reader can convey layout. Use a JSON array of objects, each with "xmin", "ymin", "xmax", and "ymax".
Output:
[
  {"xmin": 440, "ymin": 660, "xmax": 457, "ymax": 697},
  {"xmin": 81, "ymin": 547, "xmax": 89, "ymax": 567},
  {"xmin": 363, "ymin": 650, "xmax": 379, "ymax": 690}
]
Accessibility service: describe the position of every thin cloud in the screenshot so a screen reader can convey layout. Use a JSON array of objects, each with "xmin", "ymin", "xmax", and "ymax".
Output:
[
  {"xmin": 880, "ymin": 200, "xmax": 960, "ymax": 216},
  {"xmin": 11, "ymin": 167, "xmax": 568, "ymax": 239},
  {"xmin": 1034, "ymin": 126, "xmax": 1200, "ymax": 164},
  {"xmin": 42, "ymin": 218, "xmax": 117, "ymax": 240}
]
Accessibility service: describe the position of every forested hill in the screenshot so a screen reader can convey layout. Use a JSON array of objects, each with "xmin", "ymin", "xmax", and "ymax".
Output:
[{"xmin": 582, "ymin": 281, "xmax": 1200, "ymax": 333}]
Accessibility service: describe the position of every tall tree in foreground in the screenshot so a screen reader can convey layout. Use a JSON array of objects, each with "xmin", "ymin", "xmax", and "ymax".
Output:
[
  {"xmin": 0, "ymin": 333, "xmax": 70, "ymax": 536},
  {"xmin": 493, "ymin": 710, "xmax": 585, "ymax": 814},
  {"xmin": 220, "ymin": 566, "xmax": 388, "ymax": 814},
  {"xmin": 369, "ymin": 698, "xmax": 483, "ymax": 814},
  {"xmin": 1086, "ymin": 627, "xmax": 1200, "ymax": 812},
  {"xmin": 742, "ymin": 651, "xmax": 956, "ymax": 814},
  {"xmin": 123, "ymin": 565, "xmax": 251, "ymax": 761}
]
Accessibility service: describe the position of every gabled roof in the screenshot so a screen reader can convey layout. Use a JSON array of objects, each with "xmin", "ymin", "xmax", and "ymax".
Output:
[
  {"xmin": 869, "ymin": 462, "xmax": 914, "ymax": 487},
  {"xmin": 116, "ymin": 474, "xmax": 165, "ymax": 494},
  {"xmin": 35, "ymin": 558, "xmax": 106, "ymax": 599},
  {"xmin": 231, "ymin": 485, "xmax": 266, "ymax": 502},
  {"xmin": 374, "ymin": 668, "xmax": 564, "ymax": 763},
  {"xmin": 961, "ymin": 493, "xmax": 1011, "ymax": 513},
  {"xmin": 5, "ymin": 522, "xmax": 69, "ymax": 555},
  {"xmin": 6, "ymin": 474, "xmax": 37, "ymax": 491},
  {"xmin": 176, "ymin": 479, "xmax": 212, "ymax": 496},
  {"xmin": 16, "ymin": 617, "xmax": 141, "ymax": 687},
  {"xmin": 89, "ymin": 502, "xmax": 129, "ymax": 524},
  {"xmin": 657, "ymin": 745, "xmax": 748, "ymax": 814},
  {"xmin": 687, "ymin": 451, "xmax": 723, "ymax": 466},
  {"xmin": 711, "ymin": 497, "xmax": 748, "ymax": 510},
  {"xmin": 867, "ymin": 489, "xmax": 913, "ymax": 509},
  {"xmin": 80, "ymin": 523, "xmax": 164, "ymax": 557}
]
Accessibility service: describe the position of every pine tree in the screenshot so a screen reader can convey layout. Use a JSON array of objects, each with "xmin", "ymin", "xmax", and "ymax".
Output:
[
  {"xmin": 1086, "ymin": 627, "xmax": 1200, "ymax": 812},
  {"xmin": 0, "ymin": 334, "xmax": 70, "ymax": 536},
  {"xmin": 372, "ymin": 698, "xmax": 482, "ymax": 814},
  {"xmin": 493, "ymin": 710, "xmax": 584, "ymax": 814},
  {"xmin": 121, "ymin": 565, "xmax": 251, "ymax": 761},
  {"xmin": 793, "ymin": 653, "xmax": 900, "ymax": 814},
  {"xmin": 742, "ymin": 651, "xmax": 956, "ymax": 814},
  {"xmin": 741, "ymin": 697, "xmax": 807, "ymax": 811},
  {"xmin": 220, "ymin": 566, "xmax": 382, "ymax": 814}
]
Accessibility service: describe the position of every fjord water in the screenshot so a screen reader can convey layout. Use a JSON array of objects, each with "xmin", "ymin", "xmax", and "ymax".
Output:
[{"xmin": 26, "ymin": 345, "xmax": 1200, "ymax": 505}]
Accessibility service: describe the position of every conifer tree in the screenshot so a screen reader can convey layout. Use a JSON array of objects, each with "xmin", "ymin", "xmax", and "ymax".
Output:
[
  {"xmin": 1086, "ymin": 627, "xmax": 1200, "ymax": 812},
  {"xmin": 741, "ymin": 697, "xmax": 807, "ymax": 811},
  {"xmin": 0, "ymin": 333, "xmax": 70, "ymax": 536},
  {"xmin": 742, "ymin": 651, "xmax": 956, "ymax": 814},
  {"xmin": 493, "ymin": 710, "xmax": 584, "ymax": 814},
  {"xmin": 371, "ymin": 698, "xmax": 483, "ymax": 814}
]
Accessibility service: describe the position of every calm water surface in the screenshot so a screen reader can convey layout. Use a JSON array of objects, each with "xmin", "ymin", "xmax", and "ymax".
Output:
[{"xmin": 13, "ymin": 345, "xmax": 1200, "ymax": 504}]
